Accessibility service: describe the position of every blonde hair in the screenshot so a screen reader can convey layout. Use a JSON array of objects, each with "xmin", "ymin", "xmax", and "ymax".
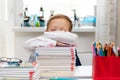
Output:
[{"xmin": 47, "ymin": 14, "xmax": 73, "ymax": 32}]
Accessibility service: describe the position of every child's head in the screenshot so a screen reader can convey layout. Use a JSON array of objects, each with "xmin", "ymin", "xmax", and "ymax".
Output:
[{"xmin": 46, "ymin": 14, "xmax": 73, "ymax": 32}]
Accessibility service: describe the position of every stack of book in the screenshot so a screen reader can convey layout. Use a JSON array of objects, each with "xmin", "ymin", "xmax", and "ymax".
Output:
[
  {"xmin": 34, "ymin": 47, "xmax": 76, "ymax": 78},
  {"xmin": 0, "ymin": 62, "xmax": 40, "ymax": 80},
  {"xmin": 35, "ymin": 47, "xmax": 75, "ymax": 72}
]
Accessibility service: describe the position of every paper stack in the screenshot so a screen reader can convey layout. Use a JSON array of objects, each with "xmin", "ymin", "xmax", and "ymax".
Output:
[
  {"xmin": 0, "ymin": 62, "xmax": 40, "ymax": 80},
  {"xmin": 35, "ymin": 47, "xmax": 75, "ymax": 72}
]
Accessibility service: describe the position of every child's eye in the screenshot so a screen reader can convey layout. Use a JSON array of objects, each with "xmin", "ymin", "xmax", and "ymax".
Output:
[
  {"xmin": 60, "ymin": 28, "xmax": 63, "ymax": 31},
  {"xmin": 60, "ymin": 28, "xmax": 67, "ymax": 31},
  {"xmin": 51, "ymin": 28, "xmax": 56, "ymax": 31}
]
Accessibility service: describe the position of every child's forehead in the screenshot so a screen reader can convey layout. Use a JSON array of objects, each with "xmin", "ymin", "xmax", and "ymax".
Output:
[
  {"xmin": 47, "ymin": 15, "xmax": 72, "ymax": 31},
  {"xmin": 49, "ymin": 18, "xmax": 70, "ymax": 24},
  {"xmin": 51, "ymin": 18, "xmax": 68, "ymax": 21}
]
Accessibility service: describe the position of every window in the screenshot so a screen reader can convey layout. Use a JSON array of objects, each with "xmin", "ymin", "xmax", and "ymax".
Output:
[{"xmin": 23, "ymin": 0, "xmax": 96, "ymax": 21}]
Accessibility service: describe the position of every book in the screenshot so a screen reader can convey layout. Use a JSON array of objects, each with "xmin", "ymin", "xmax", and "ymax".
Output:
[
  {"xmin": 35, "ymin": 47, "xmax": 75, "ymax": 56},
  {"xmin": 35, "ymin": 47, "xmax": 76, "ymax": 72},
  {"xmin": 40, "ymin": 71, "xmax": 74, "ymax": 77},
  {"xmin": 0, "ymin": 62, "xmax": 39, "ymax": 80}
]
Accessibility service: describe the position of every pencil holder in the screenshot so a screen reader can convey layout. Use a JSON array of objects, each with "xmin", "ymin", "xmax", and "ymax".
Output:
[{"xmin": 92, "ymin": 56, "xmax": 120, "ymax": 80}]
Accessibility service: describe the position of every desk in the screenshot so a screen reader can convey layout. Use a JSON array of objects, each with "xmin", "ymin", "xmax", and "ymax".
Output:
[
  {"xmin": 40, "ymin": 65, "xmax": 92, "ymax": 80},
  {"xmin": 0, "ymin": 65, "xmax": 92, "ymax": 80}
]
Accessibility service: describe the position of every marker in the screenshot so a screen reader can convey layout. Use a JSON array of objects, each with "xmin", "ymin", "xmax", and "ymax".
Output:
[
  {"xmin": 96, "ymin": 42, "xmax": 104, "ymax": 56},
  {"xmin": 107, "ymin": 43, "xmax": 112, "ymax": 56},
  {"xmin": 111, "ymin": 42, "xmax": 118, "ymax": 57},
  {"xmin": 117, "ymin": 46, "xmax": 120, "ymax": 56},
  {"xmin": 91, "ymin": 42, "xmax": 97, "ymax": 56}
]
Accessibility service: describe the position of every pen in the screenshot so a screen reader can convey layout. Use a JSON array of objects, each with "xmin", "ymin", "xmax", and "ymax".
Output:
[
  {"xmin": 117, "ymin": 46, "xmax": 120, "ymax": 56},
  {"xmin": 107, "ymin": 43, "xmax": 112, "ymax": 56},
  {"xmin": 96, "ymin": 42, "xmax": 104, "ymax": 56},
  {"xmin": 103, "ymin": 43, "xmax": 108, "ymax": 56},
  {"xmin": 93, "ymin": 42, "xmax": 98, "ymax": 56},
  {"xmin": 91, "ymin": 42, "xmax": 96, "ymax": 56},
  {"xmin": 99, "ymin": 46, "xmax": 104, "ymax": 56},
  {"xmin": 111, "ymin": 42, "xmax": 118, "ymax": 56}
]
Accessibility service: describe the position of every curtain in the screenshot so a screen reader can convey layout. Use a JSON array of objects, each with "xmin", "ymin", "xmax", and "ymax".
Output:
[{"xmin": 108, "ymin": 0, "xmax": 118, "ymax": 44}]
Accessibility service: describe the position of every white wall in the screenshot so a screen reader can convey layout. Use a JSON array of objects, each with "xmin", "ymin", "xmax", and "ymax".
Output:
[
  {"xmin": 14, "ymin": 32, "xmax": 43, "ymax": 61},
  {"xmin": 14, "ymin": 0, "xmax": 23, "ymax": 26},
  {"xmin": 78, "ymin": 53, "xmax": 93, "ymax": 65},
  {"xmin": 0, "ymin": 0, "xmax": 15, "ymax": 57},
  {"xmin": 0, "ymin": 0, "xmax": 3, "ymax": 57},
  {"xmin": 0, "ymin": 0, "xmax": 7, "ymax": 57}
]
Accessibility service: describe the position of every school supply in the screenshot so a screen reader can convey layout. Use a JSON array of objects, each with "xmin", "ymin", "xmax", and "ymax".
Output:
[
  {"xmin": 91, "ymin": 42, "xmax": 118, "ymax": 57},
  {"xmin": 92, "ymin": 42, "xmax": 120, "ymax": 80}
]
